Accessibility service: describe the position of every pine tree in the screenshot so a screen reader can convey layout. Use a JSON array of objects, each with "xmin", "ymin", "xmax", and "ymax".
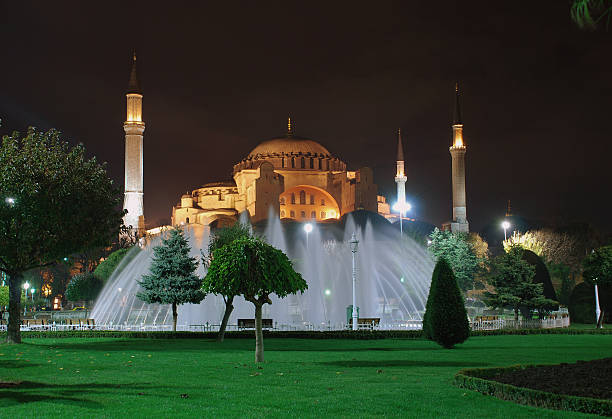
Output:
[
  {"xmin": 423, "ymin": 258, "xmax": 470, "ymax": 348},
  {"xmin": 138, "ymin": 229, "xmax": 205, "ymax": 331}
]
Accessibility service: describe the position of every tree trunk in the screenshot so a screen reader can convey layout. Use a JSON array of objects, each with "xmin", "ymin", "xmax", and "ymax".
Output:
[
  {"xmin": 254, "ymin": 302, "xmax": 264, "ymax": 363},
  {"xmin": 7, "ymin": 272, "xmax": 23, "ymax": 344},
  {"xmin": 172, "ymin": 302, "xmax": 177, "ymax": 332},
  {"xmin": 597, "ymin": 309, "xmax": 605, "ymax": 329},
  {"xmin": 217, "ymin": 296, "xmax": 234, "ymax": 343}
]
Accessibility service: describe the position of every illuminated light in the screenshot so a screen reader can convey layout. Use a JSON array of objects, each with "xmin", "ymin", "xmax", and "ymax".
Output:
[
  {"xmin": 303, "ymin": 223, "xmax": 313, "ymax": 233},
  {"xmin": 324, "ymin": 289, "xmax": 331, "ymax": 296},
  {"xmin": 400, "ymin": 277, "xmax": 405, "ymax": 283},
  {"xmin": 392, "ymin": 202, "xmax": 411, "ymax": 214},
  {"xmin": 501, "ymin": 221, "xmax": 510, "ymax": 230},
  {"xmin": 5, "ymin": 197, "xmax": 15, "ymax": 205},
  {"xmin": 23, "ymin": 282, "xmax": 30, "ymax": 291}
]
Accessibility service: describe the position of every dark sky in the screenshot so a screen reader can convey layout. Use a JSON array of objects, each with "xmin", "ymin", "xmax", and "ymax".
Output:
[{"xmin": 1, "ymin": 1, "xmax": 611, "ymax": 234}]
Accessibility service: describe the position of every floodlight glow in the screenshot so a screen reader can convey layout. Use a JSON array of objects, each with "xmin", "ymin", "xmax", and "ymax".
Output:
[
  {"xmin": 324, "ymin": 289, "xmax": 331, "ymax": 296},
  {"xmin": 400, "ymin": 277, "xmax": 405, "ymax": 283},
  {"xmin": 23, "ymin": 282, "xmax": 30, "ymax": 290},
  {"xmin": 501, "ymin": 221, "xmax": 510, "ymax": 230},
  {"xmin": 392, "ymin": 202, "xmax": 412, "ymax": 213},
  {"xmin": 303, "ymin": 223, "xmax": 313, "ymax": 233},
  {"xmin": 5, "ymin": 197, "xmax": 15, "ymax": 205}
]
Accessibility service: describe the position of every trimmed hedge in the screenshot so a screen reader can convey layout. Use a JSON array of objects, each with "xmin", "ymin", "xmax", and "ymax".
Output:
[
  {"xmin": 454, "ymin": 365, "xmax": 612, "ymax": 416},
  {"xmin": 1, "ymin": 327, "xmax": 611, "ymax": 340}
]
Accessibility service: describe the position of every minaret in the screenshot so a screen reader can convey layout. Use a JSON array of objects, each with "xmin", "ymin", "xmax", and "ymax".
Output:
[
  {"xmin": 287, "ymin": 116, "xmax": 293, "ymax": 137},
  {"xmin": 123, "ymin": 52, "xmax": 145, "ymax": 234},
  {"xmin": 394, "ymin": 128, "xmax": 407, "ymax": 212},
  {"xmin": 449, "ymin": 83, "xmax": 469, "ymax": 233}
]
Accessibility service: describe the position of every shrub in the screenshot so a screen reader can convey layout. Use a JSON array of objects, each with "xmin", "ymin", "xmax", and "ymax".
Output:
[
  {"xmin": 569, "ymin": 281, "xmax": 611, "ymax": 324},
  {"xmin": 423, "ymin": 258, "xmax": 470, "ymax": 348},
  {"xmin": 65, "ymin": 273, "xmax": 103, "ymax": 303},
  {"xmin": 93, "ymin": 248, "xmax": 129, "ymax": 282}
]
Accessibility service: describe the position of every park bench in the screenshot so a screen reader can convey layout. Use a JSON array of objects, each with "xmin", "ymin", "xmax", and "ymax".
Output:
[{"xmin": 237, "ymin": 318, "xmax": 273, "ymax": 330}]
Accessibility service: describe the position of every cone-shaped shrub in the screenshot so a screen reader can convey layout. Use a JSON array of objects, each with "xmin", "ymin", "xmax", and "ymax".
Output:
[{"xmin": 423, "ymin": 258, "xmax": 470, "ymax": 348}]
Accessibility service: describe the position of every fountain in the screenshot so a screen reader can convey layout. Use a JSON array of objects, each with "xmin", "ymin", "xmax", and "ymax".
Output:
[{"xmin": 91, "ymin": 210, "xmax": 434, "ymax": 330}]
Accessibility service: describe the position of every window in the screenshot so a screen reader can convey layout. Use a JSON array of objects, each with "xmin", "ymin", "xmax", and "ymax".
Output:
[
  {"xmin": 290, "ymin": 210, "xmax": 295, "ymax": 218},
  {"xmin": 311, "ymin": 211, "xmax": 316, "ymax": 219},
  {"xmin": 310, "ymin": 195, "xmax": 314, "ymax": 205},
  {"xmin": 281, "ymin": 158, "xmax": 285, "ymax": 168},
  {"xmin": 321, "ymin": 211, "xmax": 326, "ymax": 219},
  {"xmin": 299, "ymin": 190, "xmax": 306, "ymax": 205},
  {"xmin": 309, "ymin": 158, "xmax": 314, "ymax": 169},
  {"xmin": 300, "ymin": 157, "xmax": 305, "ymax": 169},
  {"xmin": 280, "ymin": 197, "xmax": 285, "ymax": 205},
  {"xmin": 318, "ymin": 158, "xmax": 322, "ymax": 169},
  {"xmin": 291, "ymin": 193, "xmax": 296, "ymax": 204},
  {"xmin": 326, "ymin": 160, "xmax": 330, "ymax": 170},
  {"xmin": 281, "ymin": 210, "xmax": 285, "ymax": 217},
  {"xmin": 321, "ymin": 198, "xmax": 325, "ymax": 205},
  {"xmin": 186, "ymin": 217, "xmax": 190, "ymax": 224},
  {"xmin": 291, "ymin": 157, "xmax": 295, "ymax": 168},
  {"xmin": 300, "ymin": 211, "xmax": 306, "ymax": 218}
]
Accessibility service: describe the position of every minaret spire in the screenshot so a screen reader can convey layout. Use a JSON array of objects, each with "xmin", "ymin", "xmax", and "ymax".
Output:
[
  {"xmin": 396, "ymin": 128, "xmax": 404, "ymax": 162},
  {"xmin": 123, "ymin": 52, "xmax": 145, "ymax": 235},
  {"xmin": 394, "ymin": 128, "xmax": 407, "ymax": 222},
  {"xmin": 449, "ymin": 82, "xmax": 469, "ymax": 233}
]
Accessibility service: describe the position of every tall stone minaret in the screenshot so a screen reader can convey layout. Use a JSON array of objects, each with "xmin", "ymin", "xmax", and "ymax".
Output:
[
  {"xmin": 449, "ymin": 83, "xmax": 469, "ymax": 233},
  {"xmin": 123, "ymin": 52, "xmax": 145, "ymax": 234},
  {"xmin": 394, "ymin": 128, "xmax": 407, "ymax": 212}
]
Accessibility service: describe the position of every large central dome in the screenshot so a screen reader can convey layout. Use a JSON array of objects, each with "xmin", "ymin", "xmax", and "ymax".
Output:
[{"xmin": 247, "ymin": 135, "xmax": 332, "ymax": 158}]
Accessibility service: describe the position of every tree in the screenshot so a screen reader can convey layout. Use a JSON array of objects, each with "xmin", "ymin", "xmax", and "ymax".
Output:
[
  {"xmin": 0, "ymin": 128, "xmax": 124, "ymax": 343},
  {"xmin": 201, "ymin": 222, "xmax": 252, "ymax": 342},
  {"xmin": 485, "ymin": 246, "xmax": 557, "ymax": 322},
  {"xmin": 0, "ymin": 286, "xmax": 8, "ymax": 320},
  {"xmin": 65, "ymin": 273, "xmax": 104, "ymax": 305},
  {"xmin": 94, "ymin": 248, "xmax": 130, "ymax": 282},
  {"xmin": 137, "ymin": 229, "xmax": 204, "ymax": 331},
  {"xmin": 423, "ymin": 258, "xmax": 470, "ymax": 349},
  {"xmin": 572, "ymin": 0, "xmax": 612, "ymax": 30},
  {"xmin": 205, "ymin": 236, "xmax": 307, "ymax": 362},
  {"xmin": 428, "ymin": 228, "xmax": 482, "ymax": 292},
  {"xmin": 582, "ymin": 245, "xmax": 612, "ymax": 327}
]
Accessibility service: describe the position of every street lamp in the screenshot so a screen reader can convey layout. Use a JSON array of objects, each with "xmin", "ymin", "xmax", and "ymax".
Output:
[
  {"xmin": 23, "ymin": 282, "xmax": 30, "ymax": 315},
  {"xmin": 303, "ymin": 223, "xmax": 313, "ymax": 249},
  {"xmin": 5, "ymin": 197, "xmax": 15, "ymax": 206},
  {"xmin": 350, "ymin": 232, "xmax": 359, "ymax": 331},
  {"xmin": 501, "ymin": 220, "xmax": 511, "ymax": 241},
  {"xmin": 392, "ymin": 202, "xmax": 412, "ymax": 237},
  {"xmin": 30, "ymin": 288, "xmax": 35, "ymax": 302}
]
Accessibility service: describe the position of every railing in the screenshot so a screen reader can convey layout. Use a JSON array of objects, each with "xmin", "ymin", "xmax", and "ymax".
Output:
[{"xmin": 470, "ymin": 316, "xmax": 570, "ymax": 331}]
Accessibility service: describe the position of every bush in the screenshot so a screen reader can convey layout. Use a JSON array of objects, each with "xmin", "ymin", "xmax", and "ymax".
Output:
[
  {"xmin": 93, "ymin": 247, "xmax": 129, "ymax": 282},
  {"xmin": 65, "ymin": 273, "xmax": 104, "ymax": 302},
  {"xmin": 423, "ymin": 258, "xmax": 470, "ymax": 348},
  {"xmin": 569, "ymin": 281, "xmax": 611, "ymax": 324},
  {"xmin": 522, "ymin": 250, "xmax": 558, "ymax": 303}
]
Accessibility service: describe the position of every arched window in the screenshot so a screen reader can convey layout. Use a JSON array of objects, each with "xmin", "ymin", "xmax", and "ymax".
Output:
[
  {"xmin": 290, "ymin": 210, "xmax": 295, "ymax": 218},
  {"xmin": 318, "ymin": 158, "xmax": 322, "ymax": 169},
  {"xmin": 280, "ymin": 210, "xmax": 285, "ymax": 217},
  {"xmin": 321, "ymin": 198, "xmax": 325, "ymax": 205},
  {"xmin": 311, "ymin": 211, "xmax": 316, "ymax": 219},
  {"xmin": 186, "ymin": 217, "xmax": 190, "ymax": 224},
  {"xmin": 309, "ymin": 158, "xmax": 314, "ymax": 169},
  {"xmin": 321, "ymin": 211, "xmax": 326, "ymax": 219},
  {"xmin": 300, "ymin": 157, "xmax": 305, "ymax": 169},
  {"xmin": 299, "ymin": 190, "xmax": 306, "ymax": 204},
  {"xmin": 280, "ymin": 197, "xmax": 285, "ymax": 205},
  {"xmin": 291, "ymin": 193, "xmax": 296, "ymax": 204},
  {"xmin": 291, "ymin": 157, "xmax": 295, "ymax": 168},
  {"xmin": 310, "ymin": 195, "xmax": 314, "ymax": 205},
  {"xmin": 281, "ymin": 158, "xmax": 285, "ymax": 168},
  {"xmin": 300, "ymin": 211, "xmax": 306, "ymax": 218},
  {"xmin": 326, "ymin": 160, "xmax": 330, "ymax": 170}
]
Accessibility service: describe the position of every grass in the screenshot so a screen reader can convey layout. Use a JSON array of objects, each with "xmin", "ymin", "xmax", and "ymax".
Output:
[{"xmin": 0, "ymin": 334, "xmax": 611, "ymax": 418}]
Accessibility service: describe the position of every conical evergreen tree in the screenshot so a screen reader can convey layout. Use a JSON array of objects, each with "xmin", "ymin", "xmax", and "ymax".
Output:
[
  {"xmin": 423, "ymin": 258, "xmax": 470, "ymax": 348},
  {"xmin": 138, "ymin": 228, "xmax": 205, "ymax": 331}
]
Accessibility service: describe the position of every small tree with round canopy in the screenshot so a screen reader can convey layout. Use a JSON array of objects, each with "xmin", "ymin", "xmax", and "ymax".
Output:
[
  {"xmin": 204, "ymin": 236, "xmax": 307, "ymax": 362},
  {"xmin": 137, "ymin": 228, "xmax": 205, "ymax": 331}
]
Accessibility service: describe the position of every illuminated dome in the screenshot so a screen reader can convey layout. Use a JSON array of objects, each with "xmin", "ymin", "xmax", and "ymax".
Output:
[{"xmin": 247, "ymin": 135, "xmax": 332, "ymax": 158}]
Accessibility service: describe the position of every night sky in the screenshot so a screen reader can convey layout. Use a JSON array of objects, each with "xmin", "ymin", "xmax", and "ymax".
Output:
[{"xmin": 1, "ymin": 2, "xmax": 611, "ymax": 235}]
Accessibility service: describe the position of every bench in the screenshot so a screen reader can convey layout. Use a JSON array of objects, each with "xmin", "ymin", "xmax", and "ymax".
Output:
[{"xmin": 237, "ymin": 318, "xmax": 273, "ymax": 330}]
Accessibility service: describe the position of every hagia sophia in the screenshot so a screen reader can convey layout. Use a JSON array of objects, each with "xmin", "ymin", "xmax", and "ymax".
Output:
[{"xmin": 121, "ymin": 54, "xmax": 469, "ymax": 235}]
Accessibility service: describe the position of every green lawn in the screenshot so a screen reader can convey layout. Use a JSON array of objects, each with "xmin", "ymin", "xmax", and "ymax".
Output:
[{"xmin": 0, "ymin": 335, "xmax": 610, "ymax": 418}]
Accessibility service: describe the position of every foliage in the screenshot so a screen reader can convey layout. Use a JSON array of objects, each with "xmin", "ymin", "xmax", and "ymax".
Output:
[
  {"xmin": 94, "ymin": 247, "xmax": 129, "ymax": 282},
  {"xmin": 503, "ymin": 231, "xmax": 545, "ymax": 256},
  {"xmin": 455, "ymin": 365, "xmax": 612, "ymax": 416},
  {"xmin": 485, "ymin": 246, "xmax": 557, "ymax": 321},
  {"xmin": 205, "ymin": 236, "xmax": 307, "ymax": 361},
  {"xmin": 137, "ymin": 229, "xmax": 205, "ymax": 331},
  {"xmin": 0, "ymin": 128, "xmax": 124, "ymax": 343},
  {"xmin": 64, "ymin": 273, "xmax": 104, "ymax": 303},
  {"xmin": 202, "ymin": 222, "xmax": 252, "ymax": 342},
  {"xmin": 521, "ymin": 250, "xmax": 557, "ymax": 308},
  {"xmin": 0, "ymin": 285, "xmax": 8, "ymax": 308},
  {"xmin": 568, "ymin": 281, "xmax": 611, "ymax": 324},
  {"xmin": 428, "ymin": 228, "xmax": 483, "ymax": 292},
  {"xmin": 423, "ymin": 258, "xmax": 470, "ymax": 348},
  {"xmin": 582, "ymin": 245, "xmax": 612, "ymax": 287},
  {"xmin": 549, "ymin": 263, "xmax": 575, "ymax": 306},
  {"xmin": 571, "ymin": 0, "xmax": 612, "ymax": 30}
]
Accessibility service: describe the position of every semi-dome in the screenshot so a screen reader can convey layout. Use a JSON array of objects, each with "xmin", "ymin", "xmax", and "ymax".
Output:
[{"xmin": 247, "ymin": 135, "xmax": 332, "ymax": 158}]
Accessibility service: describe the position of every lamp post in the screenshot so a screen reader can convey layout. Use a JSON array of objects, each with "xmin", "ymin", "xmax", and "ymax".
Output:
[
  {"xmin": 31, "ymin": 288, "xmax": 35, "ymax": 302},
  {"xmin": 392, "ymin": 202, "xmax": 411, "ymax": 237},
  {"xmin": 350, "ymin": 232, "xmax": 359, "ymax": 330},
  {"xmin": 501, "ymin": 220, "xmax": 510, "ymax": 241},
  {"xmin": 303, "ymin": 223, "xmax": 313, "ymax": 249},
  {"xmin": 23, "ymin": 282, "xmax": 30, "ymax": 315}
]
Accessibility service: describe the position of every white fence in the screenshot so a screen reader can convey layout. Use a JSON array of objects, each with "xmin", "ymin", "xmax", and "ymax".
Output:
[{"xmin": 469, "ymin": 316, "xmax": 570, "ymax": 331}]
